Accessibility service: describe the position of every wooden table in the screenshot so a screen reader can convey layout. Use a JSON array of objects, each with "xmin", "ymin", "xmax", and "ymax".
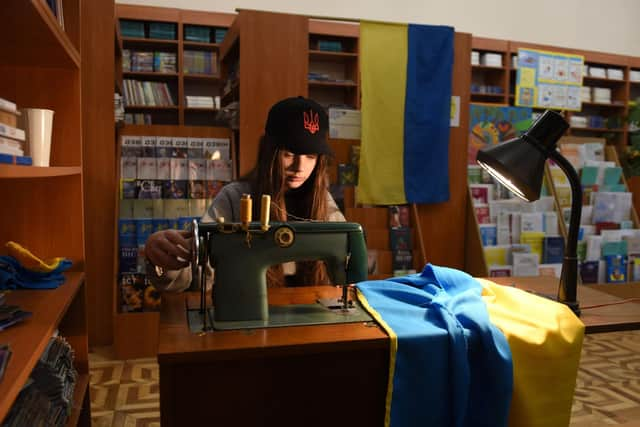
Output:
[
  {"xmin": 157, "ymin": 277, "xmax": 640, "ymax": 426},
  {"xmin": 491, "ymin": 276, "xmax": 640, "ymax": 333},
  {"xmin": 158, "ymin": 286, "xmax": 389, "ymax": 427}
]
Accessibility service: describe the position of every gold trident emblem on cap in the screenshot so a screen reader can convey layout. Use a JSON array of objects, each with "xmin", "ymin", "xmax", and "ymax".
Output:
[{"xmin": 303, "ymin": 110, "xmax": 320, "ymax": 134}]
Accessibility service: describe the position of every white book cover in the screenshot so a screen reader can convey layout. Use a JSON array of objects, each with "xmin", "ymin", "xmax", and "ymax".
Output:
[
  {"xmin": 120, "ymin": 157, "xmax": 137, "ymax": 180},
  {"xmin": 141, "ymin": 135, "xmax": 157, "ymax": 157},
  {"xmin": 203, "ymin": 138, "xmax": 230, "ymax": 160},
  {"xmin": 137, "ymin": 157, "xmax": 157, "ymax": 180},
  {"xmin": 188, "ymin": 159, "xmax": 206, "ymax": 180},
  {"xmin": 0, "ymin": 123, "xmax": 25, "ymax": 141},
  {"xmin": 170, "ymin": 158, "xmax": 188, "ymax": 180},
  {"xmin": 513, "ymin": 252, "xmax": 539, "ymax": 277},
  {"xmin": 156, "ymin": 158, "xmax": 171, "ymax": 180},
  {"xmin": 156, "ymin": 136, "xmax": 173, "ymax": 158}
]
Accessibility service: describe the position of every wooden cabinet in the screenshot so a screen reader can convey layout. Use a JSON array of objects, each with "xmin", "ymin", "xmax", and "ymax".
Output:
[
  {"xmin": 470, "ymin": 37, "xmax": 511, "ymax": 105},
  {"xmin": 0, "ymin": 0, "xmax": 89, "ymax": 424}
]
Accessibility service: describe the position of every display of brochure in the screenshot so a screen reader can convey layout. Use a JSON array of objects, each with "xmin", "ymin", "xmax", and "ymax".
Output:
[{"xmin": 515, "ymin": 48, "xmax": 584, "ymax": 111}]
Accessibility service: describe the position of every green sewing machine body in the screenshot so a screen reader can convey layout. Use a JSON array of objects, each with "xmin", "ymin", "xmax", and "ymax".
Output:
[{"xmin": 187, "ymin": 221, "xmax": 373, "ymax": 331}]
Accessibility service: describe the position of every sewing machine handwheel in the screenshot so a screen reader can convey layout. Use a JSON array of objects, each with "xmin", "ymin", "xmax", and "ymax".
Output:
[{"xmin": 189, "ymin": 219, "xmax": 200, "ymax": 291}]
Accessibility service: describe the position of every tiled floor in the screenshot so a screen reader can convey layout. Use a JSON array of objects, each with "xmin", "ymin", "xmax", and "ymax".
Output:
[{"xmin": 89, "ymin": 330, "xmax": 640, "ymax": 427}]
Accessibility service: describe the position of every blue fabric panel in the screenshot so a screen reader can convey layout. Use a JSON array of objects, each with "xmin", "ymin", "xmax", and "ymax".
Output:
[{"xmin": 403, "ymin": 25, "xmax": 454, "ymax": 203}]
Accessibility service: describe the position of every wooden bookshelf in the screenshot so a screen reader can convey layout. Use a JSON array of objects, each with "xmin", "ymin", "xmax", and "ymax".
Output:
[
  {"xmin": 0, "ymin": 274, "xmax": 89, "ymax": 424},
  {"xmin": 116, "ymin": 5, "xmax": 235, "ymax": 126},
  {"xmin": 0, "ymin": 1, "xmax": 90, "ymax": 423}
]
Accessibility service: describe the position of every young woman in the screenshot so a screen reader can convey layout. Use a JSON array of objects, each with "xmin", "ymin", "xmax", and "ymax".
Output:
[{"xmin": 144, "ymin": 96, "xmax": 345, "ymax": 291}]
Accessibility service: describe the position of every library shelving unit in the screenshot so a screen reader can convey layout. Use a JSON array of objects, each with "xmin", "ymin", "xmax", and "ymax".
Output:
[
  {"xmin": 470, "ymin": 37, "xmax": 511, "ymax": 105},
  {"xmin": 112, "ymin": 124, "xmax": 234, "ymax": 359},
  {"xmin": 308, "ymin": 20, "xmax": 360, "ymax": 109},
  {"xmin": 506, "ymin": 39, "xmax": 636, "ymax": 150},
  {"xmin": 115, "ymin": 5, "xmax": 234, "ymax": 126},
  {"xmin": 0, "ymin": 0, "xmax": 90, "ymax": 425}
]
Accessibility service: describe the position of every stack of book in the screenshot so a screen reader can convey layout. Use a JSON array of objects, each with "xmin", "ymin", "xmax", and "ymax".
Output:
[
  {"xmin": 153, "ymin": 52, "xmax": 177, "ymax": 73},
  {"xmin": 185, "ymin": 96, "xmax": 217, "ymax": 109},
  {"xmin": 555, "ymin": 139, "xmax": 640, "ymax": 284},
  {"xmin": 183, "ymin": 50, "xmax": 217, "ymax": 75},
  {"xmin": 123, "ymin": 80, "xmax": 175, "ymax": 106},
  {"xmin": 469, "ymin": 165, "xmax": 564, "ymax": 278},
  {"xmin": 0, "ymin": 97, "xmax": 31, "ymax": 166},
  {"xmin": 129, "ymin": 51, "xmax": 154, "ymax": 72}
]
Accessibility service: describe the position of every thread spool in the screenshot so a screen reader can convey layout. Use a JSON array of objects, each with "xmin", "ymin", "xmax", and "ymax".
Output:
[
  {"xmin": 260, "ymin": 194, "xmax": 271, "ymax": 231},
  {"xmin": 240, "ymin": 193, "xmax": 252, "ymax": 230}
]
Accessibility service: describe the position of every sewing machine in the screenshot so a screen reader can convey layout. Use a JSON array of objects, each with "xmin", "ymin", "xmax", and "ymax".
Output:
[{"xmin": 186, "ymin": 194, "xmax": 373, "ymax": 331}]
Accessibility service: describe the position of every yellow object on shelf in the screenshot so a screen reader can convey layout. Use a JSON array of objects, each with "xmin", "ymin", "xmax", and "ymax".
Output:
[{"xmin": 6, "ymin": 241, "xmax": 66, "ymax": 273}]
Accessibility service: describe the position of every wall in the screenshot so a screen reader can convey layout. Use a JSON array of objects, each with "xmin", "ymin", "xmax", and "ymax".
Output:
[{"xmin": 116, "ymin": 0, "xmax": 640, "ymax": 57}]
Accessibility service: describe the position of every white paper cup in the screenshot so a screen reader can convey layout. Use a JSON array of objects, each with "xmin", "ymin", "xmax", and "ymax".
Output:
[{"xmin": 24, "ymin": 108, "xmax": 54, "ymax": 167}]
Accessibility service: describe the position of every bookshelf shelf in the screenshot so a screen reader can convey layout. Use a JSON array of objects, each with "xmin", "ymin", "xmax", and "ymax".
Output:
[
  {"xmin": 123, "ymin": 71, "xmax": 179, "ymax": 78},
  {"xmin": 472, "ymin": 65, "xmax": 507, "ymax": 71},
  {"xmin": 570, "ymin": 127, "xmax": 625, "ymax": 133},
  {"xmin": 583, "ymin": 76, "xmax": 626, "ymax": 85},
  {"xmin": 471, "ymin": 92, "xmax": 505, "ymax": 98},
  {"xmin": 309, "ymin": 50, "xmax": 358, "ymax": 61},
  {"xmin": 122, "ymin": 36, "xmax": 178, "ymax": 46},
  {"xmin": 0, "ymin": 165, "xmax": 82, "ymax": 179},
  {"xmin": 183, "ymin": 41, "xmax": 220, "ymax": 49},
  {"xmin": 124, "ymin": 105, "xmax": 178, "ymax": 110},
  {"xmin": 184, "ymin": 107, "xmax": 217, "ymax": 111},
  {"xmin": 183, "ymin": 73, "xmax": 221, "ymax": 80},
  {"xmin": 2, "ymin": 0, "xmax": 80, "ymax": 68},
  {"xmin": 308, "ymin": 80, "xmax": 357, "ymax": 88},
  {"xmin": 581, "ymin": 101, "xmax": 626, "ymax": 108}
]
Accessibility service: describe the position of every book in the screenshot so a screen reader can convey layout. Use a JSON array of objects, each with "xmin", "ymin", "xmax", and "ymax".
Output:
[
  {"xmin": 390, "ymin": 227, "xmax": 412, "ymax": 252},
  {"xmin": 489, "ymin": 265, "xmax": 512, "ymax": 277},
  {"xmin": 0, "ymin": 123, "xmax": 25, "ymax": 141},
  {"xmin": 543, "ymin": 236, "xmax": 564, "ymax": 264},
  {"xmin": 469, "ymin": 184, "xmax": 493, "ymax": 205},
  {"xmin": 389, "ymin": 205, "xmax": 410, "ymax": 228},
  {"xmin": 605, "ymin": 255, "xmax": 627, "ymax": 284},
  {"xmin": 120, "ymin": 274, "xmax": 145, "ymax": 312},
  {"xmin": 0, "ymin": 97, "xmax": 17, "ymax": 113},
  {"xmin": 0, "ymin": 154, "xmax": 32, "ymax": 165},
  {"xmin": 579, "ymin": 261, "xmax": 599, "ymax": 283}
]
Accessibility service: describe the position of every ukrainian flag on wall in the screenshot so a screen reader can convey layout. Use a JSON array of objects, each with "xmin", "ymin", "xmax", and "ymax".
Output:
[{"xmin": 357, "ymin": 22, "xmax": 454, "ymax": 205}]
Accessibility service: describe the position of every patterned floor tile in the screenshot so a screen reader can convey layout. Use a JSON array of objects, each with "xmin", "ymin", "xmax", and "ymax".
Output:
[{"xmin": 90, "ymin": 330, "xmax": 640, "ymax": 427}]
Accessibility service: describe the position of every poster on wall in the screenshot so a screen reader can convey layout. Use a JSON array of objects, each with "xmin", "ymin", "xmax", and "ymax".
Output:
[
  {"xmin": 515, "ymin": 48, "xmax": 584, "ymax": 111},
  {"xmin": 468, "ymin": 104, "xmax": 532, "ymax": 164}
]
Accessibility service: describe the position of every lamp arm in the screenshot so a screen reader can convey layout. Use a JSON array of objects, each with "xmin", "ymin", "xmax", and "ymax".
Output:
[{"xmin": 547, "ymin": 149, "xmax": 582, "ymax": 313}]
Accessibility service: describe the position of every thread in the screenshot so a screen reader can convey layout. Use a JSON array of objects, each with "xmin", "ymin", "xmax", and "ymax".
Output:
[
  {"xmin": 240, "ymin": 193, "xmax": 252, "ymax": 230},
  {"xmin": 261, "ymin": 194, "xmax": 271, "ymax": 231}
]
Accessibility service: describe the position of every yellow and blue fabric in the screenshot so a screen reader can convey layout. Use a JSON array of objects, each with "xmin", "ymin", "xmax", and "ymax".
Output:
[
  {"xmin": 0, "ymin": 241, "xmax": 72, "ymax": 289},
  {"xmin": 357, "ymin": 264, "xmax": 585, "ymax": 427},
  {"xmin": 477, "ymin": 279, "xmax": 584, "ymax": 427},
  {"xmin": 357, "ymin": 264, "xmax": 513, "ymax": 427},
  {"xmin": 357, "ymin": 22, "xmax": 454, "ymax": 205}
]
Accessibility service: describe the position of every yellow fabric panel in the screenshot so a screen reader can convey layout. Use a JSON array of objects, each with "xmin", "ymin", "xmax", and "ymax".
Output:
[
  {"xmin": 357, "ymin": 21, "xmax": 407, "ymax": 205},
  {"xmin": 356, "ymin": 288, "xmax": 397, "ymax": 427},
  {"xmin": 6, "ymin": 241, "xmax": 65, "ymax": 273},
  {"xmin": 476, "ymin": 278, "xmax": 585, "ymax": 427}
]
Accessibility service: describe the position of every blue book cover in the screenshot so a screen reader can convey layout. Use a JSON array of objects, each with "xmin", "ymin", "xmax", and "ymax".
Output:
[
  {"xmin": 605, "ymin": 255, "xmax": 627, "ymax": 284},
  {"xmin": 543, "ymin": 236, "xmax": 564, "ymax": 264},
  {"xmin": 579, "ymin": 261, "xmax": 599, "ymax": 284}
]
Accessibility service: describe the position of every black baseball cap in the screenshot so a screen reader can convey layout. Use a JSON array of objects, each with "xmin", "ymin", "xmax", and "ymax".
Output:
[{"xmin": 265, "ymin": 96, "xmax": 333, "ymax": 155}]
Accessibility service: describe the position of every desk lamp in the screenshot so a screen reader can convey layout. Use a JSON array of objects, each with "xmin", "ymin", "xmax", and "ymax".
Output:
[{"xmin": 476, "ymin": 110, "xmax": 581, "ymax": 316}]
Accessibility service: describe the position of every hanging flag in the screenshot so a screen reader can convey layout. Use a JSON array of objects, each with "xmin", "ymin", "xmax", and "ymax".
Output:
[{"xmin": 357, "ymin": 21, "xmax": 454, "ymax": 205}]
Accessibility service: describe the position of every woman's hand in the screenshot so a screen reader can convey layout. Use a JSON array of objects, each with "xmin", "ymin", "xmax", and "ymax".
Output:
[{"xmin": 145, "ymin": 229, "xmax": 193, "ymax": 271}]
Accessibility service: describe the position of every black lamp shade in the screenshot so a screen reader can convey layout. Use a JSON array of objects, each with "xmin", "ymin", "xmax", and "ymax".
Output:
[
  {"xmin": 476, "ymin": 138, "xmax": 547, "ymax": 202},
  {"xmin": 476, "ymin": 110, "xmax": 570, "ymax": 202}
]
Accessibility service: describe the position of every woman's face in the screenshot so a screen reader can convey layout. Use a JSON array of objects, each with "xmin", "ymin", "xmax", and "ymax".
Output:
[{"xmin": 281, "ymin": 150, "xmax": 318, "ymax": 189}]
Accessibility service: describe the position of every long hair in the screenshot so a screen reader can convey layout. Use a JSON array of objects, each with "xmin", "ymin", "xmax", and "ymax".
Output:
[{"xmin": 243, "ymin": 135, "xmax": 331, "ymax": 287}]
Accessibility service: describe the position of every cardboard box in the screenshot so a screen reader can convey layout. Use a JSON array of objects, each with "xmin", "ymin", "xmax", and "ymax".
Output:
[{"xmin": 329, "ymin": 108, "xmax": 361, "ymax": 140}]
